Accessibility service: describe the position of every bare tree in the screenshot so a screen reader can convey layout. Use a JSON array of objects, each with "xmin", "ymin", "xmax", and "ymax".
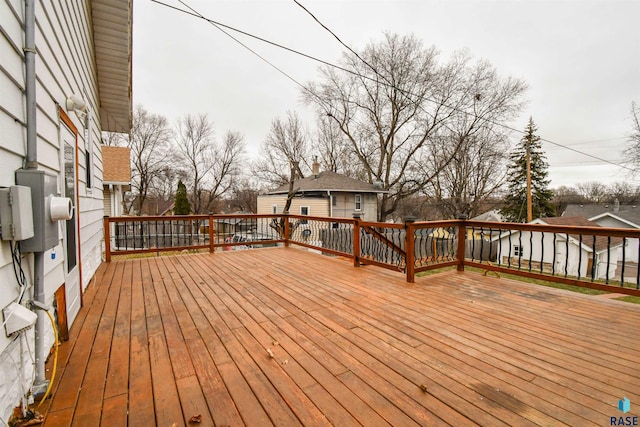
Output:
[
  {"xmin": 126, "ymin": 105, "xmax": 173, "ymax": 214},
  {"xmin": 575, "ymin": 181, "xmax": 609, "ymax": 203},
  {"xmin": 202, "ymin": 130, "xmax": 245, "ymax": 212},
  {"xmin": 425, "ymin": 129, "xmax": 510, "ymax": 219},
  {"xmin": 607, "ymin": 181, "xmax": 640, "ymax": 204},
  {"xmin": 252, "ymin": 111, "xmax": 310, "ymax": 187},
  {"xmin": 101, "ymin": 131, "xmax": 126, "ymax": 146},
  {"xmin": 174, "ymin": 114, "xmax": 215, "ymax": 213},
  {"xmin": 303, "ymin": 34, "xmax": 527, "ymax": 221},
  {"xmin": 315, "ymin": 115, "xmax": 366, "ymax": 179},
  {"xmin": 625, "ymin": 102, "xmax": 640, "ymax": 172},
  {"xmin": 150, "ymin": 165, "xmax": 185, "ymax": 204}
]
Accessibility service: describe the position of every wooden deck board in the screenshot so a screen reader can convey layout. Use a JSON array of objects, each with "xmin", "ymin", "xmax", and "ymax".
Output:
[{"xmin": 42, "ymin": 247, "xmax": 640, "ymax": 426}]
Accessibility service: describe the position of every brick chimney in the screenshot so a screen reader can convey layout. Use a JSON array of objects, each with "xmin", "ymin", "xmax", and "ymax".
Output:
[
  {"xmin": 312, "ymin": 156, "xmax": 320, "ymax": 177},
  {"xmin": 614, "ymin": 198, "xmax": 620, "ymax": 213}
]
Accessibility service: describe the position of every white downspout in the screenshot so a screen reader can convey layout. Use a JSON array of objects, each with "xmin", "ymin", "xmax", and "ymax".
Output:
[{"xmin": 24, "ymin": 0, "xmax": 49, "ymax": 395}]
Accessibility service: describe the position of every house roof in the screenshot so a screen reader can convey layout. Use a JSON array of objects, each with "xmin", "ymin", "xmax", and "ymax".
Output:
[
  {"xmin": 563, "ymin": 203, "xmax": 640, "ymax": 228},
  {"xmin": 102, "ymin": 146, "xmax": 131, "ymax": 184},
  {"xmin": 268, "ymin": 171, "xmax": 386, "ymax": 195},
  {"xmin": 471, "ymin": 209, "xmax": 505, "ymax": 222},
  {"xmin": 91, "ymin": 0, "xmax": 133, "ymax": 133},
  {"xmin": 539, "ymin": 216, "xmax": 623, "ymax": 253}
]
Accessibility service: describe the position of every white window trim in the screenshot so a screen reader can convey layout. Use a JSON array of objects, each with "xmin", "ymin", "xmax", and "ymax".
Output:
[{"xmin": 513, "ymin": 245, "xmax": 522, "ymax": 256}]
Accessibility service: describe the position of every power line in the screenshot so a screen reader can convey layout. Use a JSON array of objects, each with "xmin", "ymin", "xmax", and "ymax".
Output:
[
  {"xmin": 152, "ymin": 0, "xmax": 314, "ymax": 101},
  {"xmin": 290, "ymin": 0, "xmax": 635, "ymax": 172},
  {"xmin": 151, "ymin": 0, "xmax": 634, "ymax": 172}
]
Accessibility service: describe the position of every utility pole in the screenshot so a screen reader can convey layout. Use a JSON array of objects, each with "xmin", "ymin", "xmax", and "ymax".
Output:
[{"xmin": 526, "ymin": 134, "xmax": 533, "ymax": 222}]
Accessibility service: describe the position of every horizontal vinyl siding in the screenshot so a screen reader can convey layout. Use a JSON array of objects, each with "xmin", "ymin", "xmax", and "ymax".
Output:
[
  {"xmin": 0, "ymin": 0, "xmax": 29, "ymax": 362},
  {"xmin": 257, "ymin": 195, "xmax": 288, "ymax": 215},
  {"xmin": 0, "ymin": 0, "xmax": 111, "ymax": 420},
  {"xmin": 294, "ymin": 198, "xmax": 330, "ymax": 218}
]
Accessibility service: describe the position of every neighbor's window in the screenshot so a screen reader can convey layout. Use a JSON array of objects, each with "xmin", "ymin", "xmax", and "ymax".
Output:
[
  {"xmin": 354, "ymin": 194, "xmax": 362, "ymax": 211},
  {"xmin": 513, "ymin": 245, "xmax": 522, "ymax": 256},
  {"xmin": 300, "ymin": 206, "xmax": 309, "ymax": 224},
  {"xmin": 332, "ymin": 195, "xmax": 337, "ymax": 206}
]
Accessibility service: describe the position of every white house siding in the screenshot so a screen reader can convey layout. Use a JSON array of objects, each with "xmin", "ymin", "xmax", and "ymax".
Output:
[
  {"xmin": 0, "ymin": 0, "xmax": 109, "ymax": 420},
  {"xmin": 496, "ymin": 231, "xmax": 619, "ymax": 280},
  {"xmin": 590, "ymin": 216, "xmax": 640, "ymax": 264}
]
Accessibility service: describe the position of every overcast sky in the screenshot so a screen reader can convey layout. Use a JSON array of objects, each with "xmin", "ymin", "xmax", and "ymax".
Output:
[{"xmin": 133, "ymin": 0, "xmax": 640, "ymax": 188}]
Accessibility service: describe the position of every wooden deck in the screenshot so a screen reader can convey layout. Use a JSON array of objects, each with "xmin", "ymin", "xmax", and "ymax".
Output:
[{"xmin": 40, "ymin": 247, "xmax": 640, "ymax": 426}]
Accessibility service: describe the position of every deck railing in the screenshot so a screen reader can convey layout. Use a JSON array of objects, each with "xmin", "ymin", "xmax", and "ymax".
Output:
[{"xmin": 104, "ymin": 215, "xmax": 640, "ymax": 296}]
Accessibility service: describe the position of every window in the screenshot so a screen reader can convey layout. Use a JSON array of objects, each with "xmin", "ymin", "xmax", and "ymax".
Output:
[
  {"xmin": 272, "ymin": 205, "xmax": 283, "ymax": 214},
  {"xmin": 513, "ymin": 245, "xmax": 522, "ymax": 256},
  {"xmin": 354, "ymin": 194, "xmax": 362, "ymax": 211},
  {"xmin": 300, "ymin": 206, "xmax": 309, "ymax": 224},
  {"xmin": 332, "ymin": 195, "xmax": 337, "ymax": 206}
]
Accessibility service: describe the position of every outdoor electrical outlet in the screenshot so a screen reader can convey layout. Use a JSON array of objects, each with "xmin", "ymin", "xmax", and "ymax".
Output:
[{"xmin": 2, "ymin": 302, "xmax": 37, "ymax": 337}]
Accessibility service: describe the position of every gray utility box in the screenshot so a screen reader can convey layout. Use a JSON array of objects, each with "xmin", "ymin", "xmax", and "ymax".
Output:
[{"xmin": 16, "ymin": 170, "xmax": 60, "ymax": 252}]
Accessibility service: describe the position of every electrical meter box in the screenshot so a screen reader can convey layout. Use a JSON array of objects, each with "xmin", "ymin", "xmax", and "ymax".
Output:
[
  {"xmin": 16, "ymin": 170, "xmax": 60, "ymax": 252},
  {"xmin": 0, "ymin": 185, "xmax": 35, "ymax": 241}
]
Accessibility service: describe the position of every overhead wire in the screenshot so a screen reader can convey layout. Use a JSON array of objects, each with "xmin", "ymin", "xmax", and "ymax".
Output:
[
  {"xmin": 150, "ymin": 0, "xmax": 632, "ymax": 172},
  {"xmin": 290, "ymin": 0, "xmax": 633, "ymax": 172},
  {"xmin": 151, "ymin": 0, "xmax": 334, "ymax": 107}
]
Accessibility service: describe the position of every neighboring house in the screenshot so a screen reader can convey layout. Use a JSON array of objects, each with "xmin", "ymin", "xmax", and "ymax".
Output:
[
  {"xmin": 256, "ymin": 161, "xmax": 386, "ymax": 221},
  {"xmin": 0, "ymin": 0, "xmax": 132, "ymax": 420},
  {"xmin": 563, "ymin": 201, "xmax": 640, "ymax": 263},
  {"xmin": 493, "ymin": 217, "xmax": 623, "ymax": 280},
  {"xmin": 102, "ymin": 146, "xmax": 131, "ymax": 217},
  {"xmin": 469, "ymin": 209, "xmax": 505, "ymax": 240},
  {"xmin": 471, "ymin": 209, "xmax": 505, "ymax": 223}
]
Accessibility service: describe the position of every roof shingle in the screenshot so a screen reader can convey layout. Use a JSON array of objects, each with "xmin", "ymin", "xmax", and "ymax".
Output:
[{"xmin": 102, "ymin": 146, "xmax": 131, "ymax": 184}]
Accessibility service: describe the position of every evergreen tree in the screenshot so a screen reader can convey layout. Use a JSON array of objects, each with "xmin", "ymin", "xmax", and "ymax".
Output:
[
  {"xmin": 501, "ymin": 118, "xmax": 555, "ymax": 222},
  {"xmin": 174, "ymin": 180, "xmax": 191, "ymax": 215}
]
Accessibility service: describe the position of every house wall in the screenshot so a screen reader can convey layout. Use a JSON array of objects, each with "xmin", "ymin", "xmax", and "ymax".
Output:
[
  {"xmin": 332, "ymin": 192, "xmax": 377, "ymax": 220},
  {"xmin": 496, "ymin": 231, "xmax": 588, "ymax": 278},
  {"xmin": 0, "ymin": 0, "xmax": 106, "ymax": 419},
  {"xmin": 257, "ymin": 195, "xmax": 330, "ymax": 218},
  {"xmin": 103, "ymin": 185, "xmax": 124, "ymax": 217},
  {"xmin": 590, "ymin": 216, "xmax": 640, "ymax": 263}
]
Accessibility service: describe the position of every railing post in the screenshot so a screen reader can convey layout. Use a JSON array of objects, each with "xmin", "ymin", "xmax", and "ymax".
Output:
[
  {"xmin": 284, "ymin": 215, "xmax": 290, "ymax": 247},
  {"xmin": 104, "ymin": 216, "xmax": 111, "ymax": 262},
  {"xmin": 457, "ymin": 219, "xmax": 466, "ymax": 272},
  {"xmin": 208, "ymin": 214, "xmax": 215, "ymax": 254},
  {"xmin": 353, "ymin": 213, "xmax": 361, "ymax": 267},
  {"xmin": 405, "ymin": 216, "xmax": 416, "ymax": 283}
]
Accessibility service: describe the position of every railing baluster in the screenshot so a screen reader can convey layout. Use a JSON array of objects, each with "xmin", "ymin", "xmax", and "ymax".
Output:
[
  {"xmin": 507, "ymin": 230, "xmax": 512, "ymax": 268},
  {"xmin": 577, "ymin": 234, "xmax": 582, "ymax": 280},
  {"xmin": 591, "ymin": 236, "xmax": 596, "ymax": 282},
  {"xmin": 564, "ymin": 233, "xmax": 569, "ymax": 278},
  {"xmin": 621, "ymin": 237, "xmax": 626, "ymax": 287},
  {"xmin": 528, "ymin": 230, "xmax": 533, "ymax": 272},
  {"xmin": 540, "ymin": 232, "xmax": 545, "ymax": 274},
  {"xmin": 606, "ymin": 236, "xmax": 611, "ymax": 285},
  {"xmin": 551, "ymin": 233, "xmax": 556, "ymax": 275},
  {"xmin": 517, "ymin": 231, "xmax": 522, "ymax": 270}
]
